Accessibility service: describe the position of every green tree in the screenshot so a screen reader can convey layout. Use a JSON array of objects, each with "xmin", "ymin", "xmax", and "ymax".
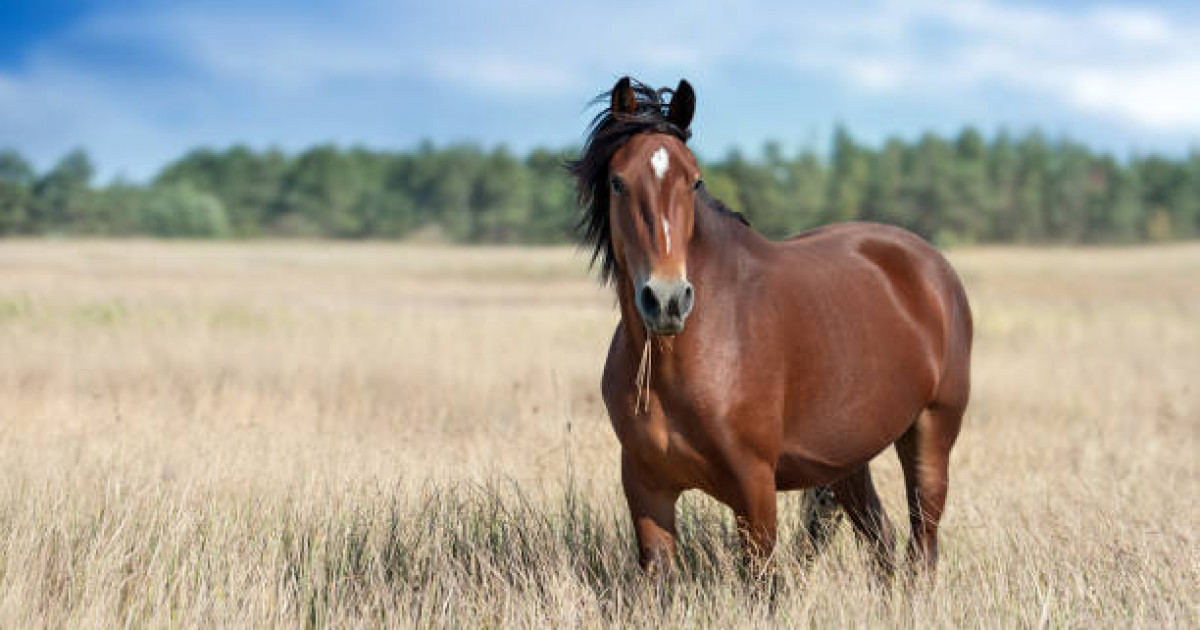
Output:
[
  {"xmin": 864, "ymin": 138, "xmax": 910, "ymax": 229},
  {"xmin": 1014, "ymin": 132, "xmax": 1051, "ymax": 242},
  {"xmin": 701, "ymin": 169, "xmax": 741, "ymax": 215},
  {"xmin": 92, "ymin": 181, "xmax": 151, "ymax": 235},
  {"xmin": 33, "ymin": 149, "xmax": 94, "ymax": 232},
  {"xmin": 471, "ymin": 146, "xmax": 531, "ymax": 243},
  {"xmin": 907, "ymin": 133, "xmax": 955, "ymax": 242},
  {"xmin": 276, "ymin": 145, "xmax": 366, "ymax": 237},
  {"xmin": 0, "ymin": 150, "xmax": 36, "ymax": 234},
  {"xmin": 783, "ymin": 149, "xmax": 826, "ymax": 233},
  {"xmin": 1046, "ymin": 140, "xmax": 1092, "ymax": 243},
  {"xmin": 3, "ymin": 130, "xmax": 1198, "ymax": 245},
  {"xmin": 139, "ymin": 183, "xmax": 231, "ymax": 238},
  {"xmin": 946, "ymin": 127, "xmax": 989, "ymax": 243},
  {"xmin": 348, "ymin": 153, "xmax": 417, "ymax": 238},
  {"xmin": 826, "ymin": 126, "xmax": 870, "ymax": 224},
  {"xmin": 1185, "ymin": 152, "xmax": 1200, "ymax": 237},
  {"xmin": 1138, "ymin": 155, "xmax": 1198, "ymax": 240},
  {"xmin": 1108, "ymin": 165, "xmax": 1143, "ymax": 242},
  {"xmin": 414, "ymin": 143, "xmax": 483, "ymax": 241},
  {"xmin": 719, "ymin": 148, "xmax": 790, "ymax": 238},
  {"xmin": 525, "ymin": 149, "xmax": 575, "ymax": 242},
  {"xmin": 158, "ymin": 146, "xmax": 289, "ymax": 236},
  {"xmin": 987, "ymin": 132, "xmax": 1019, "ymax": 241}
]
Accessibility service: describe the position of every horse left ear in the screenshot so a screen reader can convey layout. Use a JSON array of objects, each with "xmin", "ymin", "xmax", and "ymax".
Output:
[
  {"xmin": 668, "ymin": 79, "xmax": 695, "ymax": 131},
  {"xmin": 611, "ymin": 77, "xmax": 638, "ymax": 117}
]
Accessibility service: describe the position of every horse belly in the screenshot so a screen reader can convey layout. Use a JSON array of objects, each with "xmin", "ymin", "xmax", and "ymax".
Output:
[
  {"xmin": 775, "ymin": 346, "xmax": 934, "ymax": 490},
  {"xmin": 775, "ymin": 407, "xmax": 919, "ymax": 489},
  {"xmin": 774, "ymin": 292, "xmax": 940, "ymax": 486}
]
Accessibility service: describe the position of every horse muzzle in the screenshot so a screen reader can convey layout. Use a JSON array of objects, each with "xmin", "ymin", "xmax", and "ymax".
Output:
[{"xmin": 636, "ymin": 276, "xmax": 694, "ymax": 336}]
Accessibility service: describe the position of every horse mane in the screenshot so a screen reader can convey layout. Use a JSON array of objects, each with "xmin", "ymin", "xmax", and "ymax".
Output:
[{"xmin": 567, "ymin": 79, "xmax": 749, "ymax": 284}]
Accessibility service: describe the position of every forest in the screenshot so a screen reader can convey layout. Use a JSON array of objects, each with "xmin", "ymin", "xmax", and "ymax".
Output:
[{"xmin": 2, "ymin": 126, "xmax": 1198, "ymax": 244}]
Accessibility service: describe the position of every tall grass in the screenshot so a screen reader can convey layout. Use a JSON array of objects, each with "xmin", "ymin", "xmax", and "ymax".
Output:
[{"xmin": 0, "ymin": 240, "xmax": 1195, "ymax": 627}]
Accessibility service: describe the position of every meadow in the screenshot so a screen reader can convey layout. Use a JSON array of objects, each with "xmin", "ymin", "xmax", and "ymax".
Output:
[{"xmin": 0, "ymin": 239, "xmax": 1195, "ymax": 628}]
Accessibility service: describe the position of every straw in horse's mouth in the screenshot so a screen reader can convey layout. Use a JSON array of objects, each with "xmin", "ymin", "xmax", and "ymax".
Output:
[
  {"xmin": 634, "ymin": 336, "xmax": 675, "ymax": 414},
  {"xmin": 635, "ymin": 336, "xmax": 652, "ymax": 414}
]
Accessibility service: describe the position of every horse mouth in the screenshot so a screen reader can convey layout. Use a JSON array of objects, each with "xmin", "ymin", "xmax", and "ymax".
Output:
[{"xmin": 645, "ymin": 320, "xmax": 685, "ymax": 337}]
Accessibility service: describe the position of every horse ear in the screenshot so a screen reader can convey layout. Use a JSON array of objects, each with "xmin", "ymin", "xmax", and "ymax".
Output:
[
  {"xmin": 611, "ymin": 77, "xmax": 637, "ymax": 116},
  {"xmin": 668, "ymin": 79, "xmax": 695, "ymax": 131}
]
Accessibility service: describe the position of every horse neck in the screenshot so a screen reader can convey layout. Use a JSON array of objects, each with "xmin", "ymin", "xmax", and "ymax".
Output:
[{"xmin": 614, "ymin": 200, "xmax": 753, "ymax": 358}]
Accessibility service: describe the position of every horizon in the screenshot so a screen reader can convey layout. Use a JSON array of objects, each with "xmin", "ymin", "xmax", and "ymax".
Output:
[
  {"xmin": 14, "ymin": 123, "xmax": 1200, "ymax": 187},
  {"xmin": 4, "ymin": 1, "xmax": 1200, "ymax": 181}
]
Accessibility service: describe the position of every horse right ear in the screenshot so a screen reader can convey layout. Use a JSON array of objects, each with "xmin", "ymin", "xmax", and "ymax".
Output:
[
  {"xmin": 668, "ymin": 79, "xmax": 695, "ymax": 131},
  {"xmin": 611, "ymin": 77, "xmax": 637, "ymax": 117}
]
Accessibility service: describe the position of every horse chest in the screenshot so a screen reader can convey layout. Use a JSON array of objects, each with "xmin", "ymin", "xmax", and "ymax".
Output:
[{"xmin": 602, "ymin": 326, "xmax": 748, "ymax": 491}]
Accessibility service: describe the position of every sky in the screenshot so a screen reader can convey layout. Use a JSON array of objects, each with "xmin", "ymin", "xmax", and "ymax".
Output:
[{"xmin": 2, "ymin": 0, "xmax": 1199, "ymax": 181}]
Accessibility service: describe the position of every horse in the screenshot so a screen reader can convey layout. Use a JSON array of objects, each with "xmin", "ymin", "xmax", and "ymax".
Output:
[{"xmin": 568, "ymin": 77, "xmax": 973, "ymax": 578}]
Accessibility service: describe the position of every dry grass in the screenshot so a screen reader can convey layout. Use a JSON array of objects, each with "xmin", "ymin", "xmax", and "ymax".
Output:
[{"xmin": 0, "ymin": 239, "xmax": 1196, "ymax": 628}]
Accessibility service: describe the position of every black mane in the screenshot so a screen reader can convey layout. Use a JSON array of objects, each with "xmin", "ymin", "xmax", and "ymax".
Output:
[{"xmin": 566, "ymin": 79, "xmax": 748, "ymax": 284}]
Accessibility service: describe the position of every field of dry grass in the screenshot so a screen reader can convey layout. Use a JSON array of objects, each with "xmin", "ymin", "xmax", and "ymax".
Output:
[{"xmin": 0, "ymin": 239, "xmax": 1196, "ymax": 628}]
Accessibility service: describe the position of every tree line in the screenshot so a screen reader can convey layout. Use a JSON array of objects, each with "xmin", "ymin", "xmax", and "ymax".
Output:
[{"xmin": 2, "ymin": 127, "xmax": 1198, "ymax": 244}]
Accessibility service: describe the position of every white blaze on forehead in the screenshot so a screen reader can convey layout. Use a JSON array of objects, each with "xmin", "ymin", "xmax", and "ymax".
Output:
[
  {"xmin": 650, "ymin": 147, "xmax": 670, "ymax": 181},
  {"xmin": 661, "ymin": 217, "xmax": 672, "ymax": 254}
]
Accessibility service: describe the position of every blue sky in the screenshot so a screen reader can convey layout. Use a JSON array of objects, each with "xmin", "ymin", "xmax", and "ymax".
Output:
[{"xmin": 2, "ymin": 0, "xmax": 1199, "ymax": 181}]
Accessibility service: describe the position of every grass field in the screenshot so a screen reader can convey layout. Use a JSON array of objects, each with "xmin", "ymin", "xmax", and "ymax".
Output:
[{"xmin": 0, "ymin": 240, "xmax": 1196, "ymax": 628}]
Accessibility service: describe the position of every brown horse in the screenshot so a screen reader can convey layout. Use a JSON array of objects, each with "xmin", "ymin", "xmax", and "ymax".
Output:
[{"xmin": 569, "ymin": 78, "xmax": 973, "ymax": 577}]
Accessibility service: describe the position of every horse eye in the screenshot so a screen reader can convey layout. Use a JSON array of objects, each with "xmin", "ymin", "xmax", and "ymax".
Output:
[
  {"xmin": 693, "ymin": 179, "xmax": 703, "ymax": 191},
  {"xmin": 610, "ymin": 175, "xmax": 626, "ymax": 195}
]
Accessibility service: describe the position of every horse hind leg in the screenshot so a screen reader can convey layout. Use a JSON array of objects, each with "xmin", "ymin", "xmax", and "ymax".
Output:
[
  {"xmin": 895, "ymin": 403, "xmax": 964, "ymax": 574},
  {"xmin": 800, "ymin": 485, "xmax": 841, "ymax": 556},
  {"xmin": 829, "ymin": 465, "xmax": 895, "ymax": 579}
]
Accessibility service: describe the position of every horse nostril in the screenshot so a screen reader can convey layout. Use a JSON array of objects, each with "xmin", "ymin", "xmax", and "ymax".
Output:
[
  {"xmin": 666, "ymin": 296, "xmax": 681, "ymax": 318},
  {"xmin": 639, "ymin": 285, "xmax": 660, "ymax": 317}
]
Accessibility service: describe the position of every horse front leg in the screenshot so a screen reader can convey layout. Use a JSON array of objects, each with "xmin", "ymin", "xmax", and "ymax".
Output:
[
  {"xmin": 621, "ymin": 452, "xmax": 680, "ymax": 577},
  {"xmin": 729, "ymin": 461, "xmax": 779, "ymax": 578}
]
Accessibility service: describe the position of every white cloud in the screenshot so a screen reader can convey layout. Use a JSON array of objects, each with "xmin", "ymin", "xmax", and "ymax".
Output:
[
  {"xmin": 429, "ymin": 54, "xmax": 585, "ymax": 95},
  {"xmin": 844, "ymin": 59, "xmax": 910, "ymax": 92},
  {"xmin": 1065, "ymin": 62, "xmax": 1200, "ymax": 129},
  {"xmin": 800, "ymin": 0, "xmax": 1200, "ymax": 132},
  {"xmin": 1089, "ymin": 7, "xmax": 1173, "ymax": 44},
  {"xmin": 2, "ymin": 0, "xmax": 1199, "ymax": 179}
]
